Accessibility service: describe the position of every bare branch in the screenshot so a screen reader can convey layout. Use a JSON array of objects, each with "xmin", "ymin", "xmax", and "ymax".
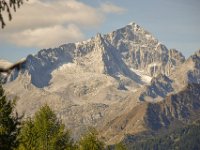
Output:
[{"xmin": 0, "ymin": 0, "xmax": 26, "ymax": 28}]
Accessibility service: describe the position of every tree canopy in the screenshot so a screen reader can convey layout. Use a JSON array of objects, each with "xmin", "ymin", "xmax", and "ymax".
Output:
[
  {"xmin": 129, "ymin": 120, "xmax": 200, "ymax": 150},
  {"xmin": 0, "ymin": 84, "xmax": 22, "ymax": 150},
  {"xmin": 79, "ymin": 127, "xmax": 104, "ymax": 150},
  {"xmin": 18, "ymin": 104, "xmax": 74, "ymax": 150}
]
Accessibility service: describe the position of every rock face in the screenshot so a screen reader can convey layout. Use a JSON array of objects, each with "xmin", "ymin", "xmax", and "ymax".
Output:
[
  {"xmin": 6, "ymin": 22, "xmax": 185, "ymax": 88},
  {"xmin": 144, "ymin": 83, "xmax": 200, "ymax": 131},
  {"xmin": 139, "ymin": 74, "xmax": 174, "ymax": 101},
  {"xmin": 104, "ymin": 23, "xmax": 185, "ymax": 76},
  {"xmin": 100, "ymin": 82, "xmax": 200, "ymax": 144},
  {"xmin": 100, "ymin": 51, "xmax": 200, "ymax": 144},
  {"xmin": 3, "ymin": 22, "xmax": 200, "ymax": 145},
  {"xmin": 171, "ymin": 50, "xmax": 200, "ymax": 89}
]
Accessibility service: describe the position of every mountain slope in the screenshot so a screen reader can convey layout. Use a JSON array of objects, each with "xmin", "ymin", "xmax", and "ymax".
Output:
[
  {"xmin": 171, "ymin": 50, "xmax": 200, "ymax": 90},
  {"xmin": 96, "ymin": 51, "xmax": 200, "ymax": 144},
  {"xmin": 125, "ymin": 119, "xmax": 200, "ymax": 150},
  {"xmin": 103, "ymin": 83, "xmax": 200, "ymax": 144},
  {"xmin": 3, "ymin": 22, "xmax": 195, "ymax": 146}
]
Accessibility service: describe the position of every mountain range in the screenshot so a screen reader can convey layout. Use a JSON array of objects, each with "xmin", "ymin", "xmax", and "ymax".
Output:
[{"xmin": 1, "ymin": 22, "xmax": 200, "ymax": 145}]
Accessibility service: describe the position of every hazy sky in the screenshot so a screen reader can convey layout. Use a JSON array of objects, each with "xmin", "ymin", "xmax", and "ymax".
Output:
[{"xmin": 0, "ymin": 0, "xmax": 199, "ymax": 62}]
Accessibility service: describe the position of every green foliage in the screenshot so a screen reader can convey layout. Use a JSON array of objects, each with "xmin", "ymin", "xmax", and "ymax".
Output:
[
  {"xmin": 18, "ymin": 118, "xmax": 38, "ymax": 150},
  {"xmin": 79, "ymin": 128, "xmax": 105, "ymax": 150},
  {"xmin": 0, "ymin": 84, "xmax": 22, "ymax": 150},
  {"xmin": 130, "ymin": 120, "xmax": 200, "ymax": 150},
  {"xmin": 18, "ymin": 104, "xmax": 74, "ymax": 150},
  {"xmin": 115, "ymin": 142, "xmax": 127, "ymax": 150},
  {"xmin": 177, "ymin": 121, "xmax": 200, "ymax": 150}
]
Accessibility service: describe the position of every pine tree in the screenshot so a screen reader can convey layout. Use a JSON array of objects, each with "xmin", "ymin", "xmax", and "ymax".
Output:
[
  {"xmin": 0, "ymin": 84, "xmax": 22, "ymax": 150},
  {"xmin": 115, "ymin": 142, "xmax": 127, "ymax": 150},
  {"xmin": 18, "ymin": 104, "xmax": 73, "ymax": 150},
  {"xmin": 79, "ymin": 127, "xmax": 104, "ymax": 150},
  {"xmin": 18, "ymin": 118, "xmax": 38, "ymax": 150}
]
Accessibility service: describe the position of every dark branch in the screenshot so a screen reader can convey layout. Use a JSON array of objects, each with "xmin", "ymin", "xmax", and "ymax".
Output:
[
  {"xmin": 0, "ymin": 59, "xmax": 26, "ymax": 73},
  {"xmin": 0, "ymin": 0, "xmax": 25, "ymax": 28}
]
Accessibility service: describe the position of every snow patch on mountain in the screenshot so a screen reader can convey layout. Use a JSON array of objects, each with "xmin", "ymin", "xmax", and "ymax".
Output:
[{"xmin": 130, "ymin": 68, "xmax": 152, "ymax": 84}]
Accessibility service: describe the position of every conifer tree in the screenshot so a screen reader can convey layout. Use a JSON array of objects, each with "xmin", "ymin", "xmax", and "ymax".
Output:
[
  {"xmin": 18, "ymin": 118, "xmax": 38, "ymax": 150},
  {"xmin": 115, "ymin": 142, "xmax": 127, "ymax": 150},
  {"xmin": 18, "ymin": 104, "xmax": 73, "ymax": 150},
  {"xmin": 79, "ymin": 127, "xmax": 104, "ymax": 150},
  {"xmin": 0, "ymin": 84, "xmax": 21, "ymax": 150}
]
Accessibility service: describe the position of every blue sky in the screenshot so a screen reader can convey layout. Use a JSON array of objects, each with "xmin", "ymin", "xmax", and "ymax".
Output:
[{"xmin": 0, "ymin": 0, "xmax": 199, "ymax": 62}]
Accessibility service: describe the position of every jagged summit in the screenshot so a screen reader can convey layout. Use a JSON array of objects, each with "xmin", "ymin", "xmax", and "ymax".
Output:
[
  {"xmin": 189, "ymin": 49, "xmax": 200, "ymax": 63},
  {"xmin": 194, "ymin": 49, "xmax": 200, "ymax": 55},
  {"xmin": 128, "ymin": 22, "xmax": 147, "ymax": 32},
  {"xmin": 4, "ymin": 21, "xmax": 185, "ymax": 88},
  {"xmin": 128, "ymin": 21, "xmax": 138, "ymax": 25}
]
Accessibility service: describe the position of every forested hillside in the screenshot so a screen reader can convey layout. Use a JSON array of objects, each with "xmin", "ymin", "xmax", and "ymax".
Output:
[{"xmin": 127, "ymin": 120, "xmax": 200, "ymax": 150}]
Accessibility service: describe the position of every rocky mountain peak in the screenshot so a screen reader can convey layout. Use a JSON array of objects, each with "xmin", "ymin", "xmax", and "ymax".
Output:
[
  {"xmin": 189, "ymin": 50, "xmax": 200, "ymax": 66},
  {"xmin": 128, "ymin": 22, "xmax": 143, "ymax": 32},
  {"xmin": 5, "ymin": 22, "xmax": 185, "ymax": 88},
  {"xmin": 104, "ymin": 24, "xmax": 185, "ymax": 77},
  {"xmin": 95, "ymin": 33, "xmax": 103, "ymax": 40}
]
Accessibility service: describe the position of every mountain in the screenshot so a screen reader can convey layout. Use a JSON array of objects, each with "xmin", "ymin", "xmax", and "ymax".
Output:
[
  {"xmin": 171, "ymin": 50, "xmax": 200, "ymax": 90},
  {"xmin": 2, "ymin": 22, "xmax": 200, "ymax": 146},
  {"xmin": 100, "ymin": 51, "xmax": 200, "ymax": 144},
  {"xmin": 102, "ymin": 82, "xmax": 200, "ymax": 144},
  {"xmin": 6, "ymin": 22, "xmax": 185, "ymax": 88},
  {"xmin": 104, "ymin": 22, "xmax": 185, "ymax": 76}
]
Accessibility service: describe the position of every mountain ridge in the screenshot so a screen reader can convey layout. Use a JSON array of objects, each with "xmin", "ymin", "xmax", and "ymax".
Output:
[
  {"xmin": 5, "ymin": 22, "xmax": 185, "ymax": 88},
  {"xmin": 2, "ymin": 22, "xmax": 199, "ymax": 146}
]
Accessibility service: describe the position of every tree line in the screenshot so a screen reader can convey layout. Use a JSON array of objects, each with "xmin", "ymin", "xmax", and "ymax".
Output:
[
  {"xmin": 0, "ymin": 84, "xmax": 127, "ymax": 150},
  {"xmin": 127, "ymin": 120, "xmax": 200, "ymax": 150}
]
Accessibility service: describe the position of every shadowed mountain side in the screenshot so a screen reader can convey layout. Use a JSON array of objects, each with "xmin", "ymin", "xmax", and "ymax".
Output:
[
  {"xmin": 144, "ymin": 83, "xmax": 200, "ymax": 130},
  {"xmin": 100, "ymin": 83, "xmax": 200, "ymax": 144}
]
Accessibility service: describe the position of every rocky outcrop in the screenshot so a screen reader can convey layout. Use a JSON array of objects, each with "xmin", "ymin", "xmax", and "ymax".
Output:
[
  {"xmin": 105, "ymin": 22, "xmax": 185, "ymax": 76},
  {"xmin": 145, "ymin": 83, "xmax": 200, "ymax": 131},
  {"xmin": 139, "ymin": 74, "xmax": 174, "ymax": 101}
]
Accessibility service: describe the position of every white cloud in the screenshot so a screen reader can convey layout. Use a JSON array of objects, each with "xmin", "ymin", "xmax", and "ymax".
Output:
[
  {"xmin": 100, "ymin": 2, "xmax": 126, "ymax": 14},
  {"xmin": 4, "ymin": 0, "xmax": 104, "ymax": 30},
  {"xmin": 0, "ymin": 0, "xmax": 126, "ymax": 48},
  {"xmin": 9, "ymin": 24, "xmax": 84, "ymax": 48}
]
